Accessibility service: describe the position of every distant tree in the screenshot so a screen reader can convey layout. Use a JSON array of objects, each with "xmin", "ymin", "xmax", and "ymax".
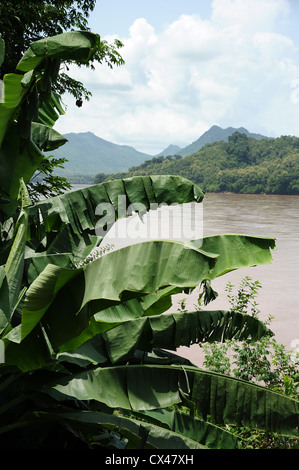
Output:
[
  {"xmin": 0, "ymin": 0, "xmax": 124, "ymax": 200},
  {"xmin": 94, "ymin": 172, "xmax": 108, "ymax": 184},
  {"xmin": 226, "ymin": 132, "xmax": 250, "ymax": 167}
]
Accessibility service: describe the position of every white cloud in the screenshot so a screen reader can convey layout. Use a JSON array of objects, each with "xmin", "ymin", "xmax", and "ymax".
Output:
[
  {"xmin": 160, "ymin": 14, "xmax": 223, "ymax": 61},
  {"xmin": 211, "ymin": 0, "xmax": 290, "ymax": 31},
  {"xmin": 253, "ymin": 32, "xmax": 296, "ymax": 58},
  {"xmin": 55, "ymin": 0, "xmax": 299, "ymax": 154}
]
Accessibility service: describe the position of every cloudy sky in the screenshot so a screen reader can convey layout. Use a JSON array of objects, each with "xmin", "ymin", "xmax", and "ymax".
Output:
[{"xmin": 55, "ymin": 0, "xmax": 299, "ymax": 155}]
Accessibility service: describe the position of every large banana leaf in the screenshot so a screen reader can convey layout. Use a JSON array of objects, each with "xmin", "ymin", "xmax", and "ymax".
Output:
[
  {"xmin": 0, "ymin": 72, "xmax": 29, "ymax": 147},
  {"xmin": 42, "ymin": 364, "xmax": 299, "ymax": 437},
  {"xmin": 27, "ymin": 174, "xmax": 205, "ymax": 239},
  {"xmin": 30, "ymin": 122, "xmax": 67, "ymax": 152},
  {"xmin": 16, "ymin": 31, "xmax": 101, "ymax": 72},
  {"xmin": 18, "ymin": 239, "xmax": 215, "ymax": 348},
  {"xmin": 53, "ymin": 306, "xmax": 272, "ymax": 368},
  {"xmin": 189, "ymin": 235, "xmax": 276, "ymax": 278},
  {"xmin": 0, "ymin": 125, "xmax": 44, "ymax": 218},
  {"xmin": 22, "ymin": 175, "xmax": 204, "ymax": 287},
  {"xmin": 23, "ymin": 175, "xmax": 205, "ymax": 281},
  {"xmin": 101, "ymin": 309, "xmax": 273, "ymax": 365},
  {"xmin": 3, "ymin": 306, "xmax": 272, "ymax": 372},
  {"xmin": 31, "ymin": 409, "xmax": 206, "ymax": 449},
  {"xmin": 16, "ymin": 234, "xmax": 274, "ymax": 351},
  {"xmin": 134, "ymin": 408, "xmax": 241, "ymax": 449}
]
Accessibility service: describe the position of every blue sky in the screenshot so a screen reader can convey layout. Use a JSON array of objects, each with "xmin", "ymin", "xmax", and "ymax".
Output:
[
  {"xmin": 88, "ymin": 1, "xmax": 213, "ymax": 36},
  {"xmin": 55, "ymin": 0, "xmax": 299, "ymax": 155}
]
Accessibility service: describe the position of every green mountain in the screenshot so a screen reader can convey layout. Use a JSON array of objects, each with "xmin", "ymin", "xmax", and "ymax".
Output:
[
  {"xmin": 155, "ymin": 144, "xmax": 182, "ymax": 157},
  {"xmin": 155, "ymin": 126, "xmax": 267, "ymax": 158},
  {"xmin": 97, "ymin": 132, "xmax": 299, "ymax": 195},
  {"xmin": 48, "ymin": 132, "xmax": 152, "ymax": 178},
  {"xmin": 178, "ymin": 125, "xmax": 268, "ymax": 156}
]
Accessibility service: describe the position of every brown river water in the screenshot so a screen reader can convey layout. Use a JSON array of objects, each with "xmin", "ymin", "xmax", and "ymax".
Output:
[
  {"xmin": 200, "ymin": 193, "xmax": 299, "ymax": 345},
  {"xmin": 169, "ymin": 193, "xmax": 299, "ymax": 365}
]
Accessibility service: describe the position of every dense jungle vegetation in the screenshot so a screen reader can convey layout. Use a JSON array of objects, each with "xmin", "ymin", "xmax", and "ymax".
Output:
[{"xmin": 95, "ymin": 132, "xmax": 299, "ymax": 195}]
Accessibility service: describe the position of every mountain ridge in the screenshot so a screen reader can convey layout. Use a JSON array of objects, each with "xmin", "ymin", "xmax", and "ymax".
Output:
[
  {"xmin": 176, "ymin": 125, "xmax": 268, "ymax": 157},
  {"xmin": 155, "ymin": 144, "xmax": 182, "ymax": 157},
  {"xmin": 50, "ymin": 125, "xmax": 270, "ymax": 179},
  {"xmin": 49, "ymin": 131, "xmax": 151, "ymax": 177}
]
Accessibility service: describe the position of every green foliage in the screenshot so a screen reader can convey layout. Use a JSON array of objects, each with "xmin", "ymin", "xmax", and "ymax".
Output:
[
  {"xmin": 98, "ymin": 133, "xmax": 299, "ymax": 195},
  {"xmin": 225, "ymin": 132, "xmax": 251, "ymax": 167},
  {"xmin": 1, "ymin": 168, "xmax": 296, "ymax": 449},
  {"xmin": 0, "ymin": 0, "xmax": 124, "ymax": 101},
  {"xmin": 225, "ymin": 277, "xmax": 263, "ymax": 319},
  {"xmin": 0, "ymin": 2, "xmax": 124, "ymax": 202},
  {"xmin": 0, "ymin": 30, "xmax": 103, "ymax": 219},
  {"xmin": 201, "ymin": 276, "xmax": 299, "ymax": 448},
  {"xmin": 202, "ymin": 276, "xmax": 299, "ymax": 394},
  {"xmin": 202, "ymin": 342, "xmax": 231, "ymax": 375},
  {"xmin": 28, "ymin": 157, "xmax": 72, "ymax": 202}
]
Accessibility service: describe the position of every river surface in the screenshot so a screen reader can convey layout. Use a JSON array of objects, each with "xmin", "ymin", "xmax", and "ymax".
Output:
[
  {"xmin": 71, "ymin": 185, "xmax": 299, "ymax": 360},
  {"xmin": 201, "ymin": 193, "xmax": 299, "ymax": 348},
  {"xmin": 174, "ymin": 193, "xmax": 299, "ymax": 365}
]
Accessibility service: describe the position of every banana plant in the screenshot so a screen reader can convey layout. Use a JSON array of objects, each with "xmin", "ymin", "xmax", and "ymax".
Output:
[
  {"xmin": 2, "ymin": 176, "xmax": 298, "ymax": 449},
  {"xmin": 0, "ymin": 33, "xmax": 298, "ymax": 450}
]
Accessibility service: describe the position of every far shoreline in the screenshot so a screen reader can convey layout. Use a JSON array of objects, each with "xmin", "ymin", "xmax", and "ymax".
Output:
[{"xmin": 68, "ymin": 182, "xmax": 299, "ymax": 197}]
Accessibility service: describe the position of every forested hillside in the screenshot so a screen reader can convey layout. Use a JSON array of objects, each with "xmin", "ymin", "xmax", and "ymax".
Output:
[{"xmin": 95, "ymin": 132, "xmax": 299, "ymax": 195}]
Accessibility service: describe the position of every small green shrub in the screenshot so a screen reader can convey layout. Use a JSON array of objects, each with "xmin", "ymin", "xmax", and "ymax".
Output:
[{"xmin": 201, "ymin": 276, "xmax": 299, "ymax": 448}]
